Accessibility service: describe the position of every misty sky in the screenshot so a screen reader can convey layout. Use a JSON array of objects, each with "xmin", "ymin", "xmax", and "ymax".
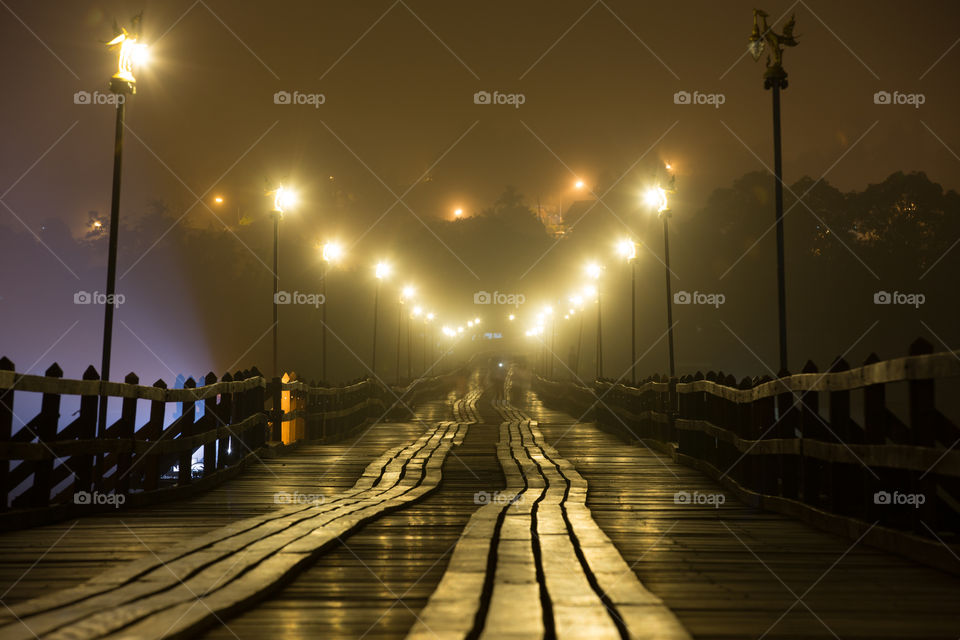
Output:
[{"xmin": 2, "ymin": 0, "xmax": 959, "ymax": 390}]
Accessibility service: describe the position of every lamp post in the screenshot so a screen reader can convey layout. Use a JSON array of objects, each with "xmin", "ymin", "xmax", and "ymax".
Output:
[
  {"xmin": 644, "ymin": 175, "xmax": 676, "ymax": 379},
  {"xmin": 267, "ymin": 186, "xmax": 297, "ymax": 441},
  {"xmin": 398, "ymin": 285, "xmax": 415, "ymax": 385},
  {"xmin": 97, "ymin": 18, "xmax": 147, "ymax": 455},
  {"xmin": 749, "ymin": 9, "xmax": 798, "ymax": 374},
  {"xmin": 320, "ymin": 241, "xmax": 343, "ymax": 382},
  {"xmin": 616, "ymin": 239, "xmax": 638, "ymax": 384},
  {"xmin": 585, "ymin": 263, "xmax": 604, "ymax": 379},
  {"xmin": 372, "ymin": 262, "xmax": 391, "ymax": 379},
  {"xmin": 423, "ymin": 312, "xmax": 434, "ymax": 376}
]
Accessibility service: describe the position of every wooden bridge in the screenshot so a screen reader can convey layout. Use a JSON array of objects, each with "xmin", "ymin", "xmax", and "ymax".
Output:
[{"xmin": 0, "ymin": 344, "xmax": 958, "ymax": 639}]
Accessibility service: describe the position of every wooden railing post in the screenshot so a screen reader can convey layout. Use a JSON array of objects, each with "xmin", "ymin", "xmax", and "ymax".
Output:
[
  {"xmin": 216, "ymin": 372, "xmax": 234, "ymax": 470},
  {"xmin": 798, "ymin": 360, "xmax": 822, "ymax": 508},
  {"xmin": 113, "ymin": 372, "xmax": 138, "ymax": 497},
  {"xmin": 201, "ymin": 372, "xmax": 218, "ymax": 477},
  {"xmin": 828, "ymin": 358, "xmax": 855, "ymax": 517},
  {"xmin": 139, "ymin": 379, "xmax": 167, "ymax": 492},
  {"xmin": 31, "ymin": 363, "xmax": 63, "ymax": 508},
  {"xmin": 177, "ymin": 377, "xmax": 196, "ymax": 486}
]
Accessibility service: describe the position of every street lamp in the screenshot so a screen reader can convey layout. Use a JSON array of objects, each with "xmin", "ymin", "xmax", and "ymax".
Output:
[
  {"xmin": 643, "ymin": 168, "xmax": 676, "ymax": 379},
  {"xmin": 97, "ymin": 16, "xmax": 148, "ymax": 453},
  {"xmin": 319, "ymin": 241, "xmax": 343, "ymax": 382},
  {"xmin": 749, "ymin": 8, "xmax": 798, "ymax": 374},
  {"xmin": 585, "ymin": 262, "xmax": 604, "ymax": 379},
  {"xmin": 616, "ymin": 238, "xmax": 638, "ymax": 384},
  {"xmin": 422, "ymin": 311, "xmax": 434, "ymax": 375},
  {"xmin": 269, "ymin": 185, "xmax": 297, "ymax": 379},
  {"xmin": 372, "ymin": 261, "xmax": 391, "ymax": 378},
  {"xmin": 398, "ymin": 285, "xmax": 415, "ymax": 384}
]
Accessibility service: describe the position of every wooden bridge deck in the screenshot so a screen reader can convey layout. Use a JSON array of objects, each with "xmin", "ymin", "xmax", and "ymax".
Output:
[
  {"xmin": 523, "ymin": 394, "xmax": 960, "ymax": 639},
  {"xmin": 0, "ymin": 369, "xmax": 958, "ymax": 639}
]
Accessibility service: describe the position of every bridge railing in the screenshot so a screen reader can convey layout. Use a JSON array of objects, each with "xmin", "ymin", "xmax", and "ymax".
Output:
[
  {"xmin": 0, "ymin": 357, "xmax": 458, "ymax": 526},
  {"xmin": 533, "ymin": 337, "xmax": 960, "ymax": 573}
]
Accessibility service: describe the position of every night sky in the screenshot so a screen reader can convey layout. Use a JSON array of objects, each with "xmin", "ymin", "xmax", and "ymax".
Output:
[{"xmin": 2, "ymin": 1, "xmax": 959, "ymax": 400}]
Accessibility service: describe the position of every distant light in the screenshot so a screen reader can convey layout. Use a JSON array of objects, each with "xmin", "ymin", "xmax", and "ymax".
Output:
[
  {"xmin": 474, "ymin": 317, "xmax": 481, "ymax": 324},
  {"xmin": 375, "ymin": 261, "xmax": 392, "ymax": 280},
  {"xmin": 585, "ymin": 262, "xmax": 603, "ymax": 279},
  {"xmin": 564, "ymin": 314, "xmax": 569, "ymax": 319},
  {"xmin": 569, "ymin": 294, "xmax": 583, "ymax": 307},
  {"xmin": 616, "ymin": 239, "xmax": 636, "ymax": 261},
  {"xmin": 665, "ymin": 162, "xmax": 673, "ymax": 171},
  {"xmin": 412, "ymin": 305, "xmax": 423, "ymax": 317},
  {"xmin": 92, "ymin": 221, "xmax": 103, "ymax": 229},
  {"xmin": 582, "ymin": 284, "xmax": 598, "ymax": 300},
  {"xmin": 508, "ymin": 314, "xmax": 515, "ymax": 321},
  {"xmin": 498, "ymin": 362, "xmax": 504, "ymax": 368},
  {"xmin": 543, "ymin": 306, "xmax": 553, "ymax": 315},
  {"xmin": 454, "ymin": 208, "xmax": 463, "ymax": 218},
  {"xmin": 457, "ymin": 326, "xmax": 464, "ymax": 334},
  {"xmin": 322, "ymin": 241, "xmax": 344, "ymax": 263},
  {"xmin": 426, "ymin": 312, "xmax": 435, "ymax": 321},
  {"xmin": 467, "ymin": 320, "xmax": 474, "ymax": 328},
  {"xmin": 401, "ymin": 285, "xmax": 416, "ymax": 300},
  {"xmin": 213, "ymin": 196, "xmax": 224, "ymax": 205},
  {"xmin": 574, "ymin": 179, "xmax": 585, "ymax": 190}
]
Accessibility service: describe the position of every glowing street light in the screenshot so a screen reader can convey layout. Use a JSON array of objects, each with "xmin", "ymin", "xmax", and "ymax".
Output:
[
  {"xmin": 643, "ymin": 165, "xmax": 677, "ymax": 380},
  {"xmin": 268, "ymin": 183, "xmax": 297, "ymax": 410},
  {"xmin": 508, "ymin": 314, "xmax": 515, "ymax": 321},
  {"xmin": 213, "ymin": 195, "xmax": 224, "ymax": 205},
  {"xmin": 574, "ymin": 179, "xmax": 585, "ymax": 190},
  {"xmin": 318, "ymin": 241, "xmax": 345, "ymax": 382},
  {"xmin": 454, "ymin": 208, "xmax": 463, "ymax": 218},
  {"xmin": 583, "ymin": 263, "xmax": 604, "ymax": 378},
  {"xmin": 372, "ymin": 261, "xmax": 392, "ymax": 378},
  {"xmin": 97, "ymin": 14, "xmax": 150, "ymax": 454}
]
